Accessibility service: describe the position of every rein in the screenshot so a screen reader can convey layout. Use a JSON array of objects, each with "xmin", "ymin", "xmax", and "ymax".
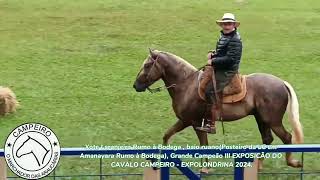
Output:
[
  {"xmin": 147, "ymin": 84, "xmax": 176, "ymax": 93},
  {"xmin": 147, "ymin": 65, "xmax": 206, "ymax": 94}
]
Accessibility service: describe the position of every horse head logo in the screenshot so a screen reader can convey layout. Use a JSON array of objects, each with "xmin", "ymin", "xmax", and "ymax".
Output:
[
  {"xmin": 16, "ymin": 136, "xmax": 50, "ymax": 167},
  {"xmin": 5, "ymin": 123, "xmax": 61, "ymax": 179}
]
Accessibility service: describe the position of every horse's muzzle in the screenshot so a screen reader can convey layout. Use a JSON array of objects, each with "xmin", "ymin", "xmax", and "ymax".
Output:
[{"xmin": 133, "ymin": 82, "xmax": 147, "ymax": 92}]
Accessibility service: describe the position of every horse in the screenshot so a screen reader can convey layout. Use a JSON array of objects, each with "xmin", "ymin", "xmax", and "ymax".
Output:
[
  {"xmin": 133, "ymin": 49, "xmax": 304, "ymax": 172},
  {"xmin": 16, "ymin": 136, "xmax": 50, "ymax": 167},
  {"xmin": 0, "ymin": 86, "xmax": 19, "ymax": 117}
]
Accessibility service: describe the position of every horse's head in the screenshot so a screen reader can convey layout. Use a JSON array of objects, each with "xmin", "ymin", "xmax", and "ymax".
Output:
[
  {"xmin": 133, "ymin": 49, "xmax": 166, "ymax": 92},
  {"xmin": 16, "ymin": 136, "xmax": 32, "ymax": 157}
]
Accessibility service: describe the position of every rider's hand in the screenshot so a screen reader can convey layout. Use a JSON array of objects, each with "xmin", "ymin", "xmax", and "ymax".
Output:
[{"xmin": 207, "ymin": 59, "xmax": 212, "ymax": 65}]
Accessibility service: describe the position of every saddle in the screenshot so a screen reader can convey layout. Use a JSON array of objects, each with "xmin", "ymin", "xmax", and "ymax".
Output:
[{"xmin": 198, "ymin": 68, "xmax": 247, "ymax": 103}]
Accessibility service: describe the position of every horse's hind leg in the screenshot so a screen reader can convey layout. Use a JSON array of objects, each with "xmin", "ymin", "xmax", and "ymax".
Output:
[
  {"xmin": 256, "ymin": 89, "xmax": 302, "ymax": 168},
  {"xmin": 163, "ymin": 120, "xmax": 189, "ymax": 145},
  {"xmin": 270, "ymin": 125, "xmax": 302, "ymax": 168},
  {"xmin": 254, "ymin": 113, "xmax": 273, "ymax": 170}
]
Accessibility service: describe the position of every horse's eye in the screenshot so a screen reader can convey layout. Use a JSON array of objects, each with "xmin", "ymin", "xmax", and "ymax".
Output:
[{"xmin": 144, "ymin": 63, "xmax": 152, "ymax": 68}]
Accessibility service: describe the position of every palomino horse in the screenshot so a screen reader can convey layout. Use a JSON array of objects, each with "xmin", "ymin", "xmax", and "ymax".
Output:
[{"xmin": 133, "ymin": 49, "xmax": 303, "ymax": 171}]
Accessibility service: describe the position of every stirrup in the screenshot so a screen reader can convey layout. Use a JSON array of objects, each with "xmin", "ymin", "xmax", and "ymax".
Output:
[
  {"xmin": 196, "ymin": 119, "xmax": 216, "ymax": 134},
  {"xmin": 196, "ymin": 126, "xmax": 216, "ymax": 134}
]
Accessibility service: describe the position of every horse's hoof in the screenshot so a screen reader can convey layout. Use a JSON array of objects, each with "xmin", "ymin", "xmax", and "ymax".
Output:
[
  {"xmin": 199, "ymin": 168, "xmax": 209, "ymax": 174},
  {"xmin": 287, "ymin": 160, "xmax": 303, "ymax": 168}
]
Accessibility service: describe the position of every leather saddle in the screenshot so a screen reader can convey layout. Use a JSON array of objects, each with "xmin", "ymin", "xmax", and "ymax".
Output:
[{"xmin": 198, "ymin": 69, "xmax": 247, "ymax": 103}]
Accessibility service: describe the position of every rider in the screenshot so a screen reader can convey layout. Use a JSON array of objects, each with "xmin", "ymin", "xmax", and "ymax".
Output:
[{"xmin": 198, "ymin": 13, "xmax": 243, "ymax": 134}]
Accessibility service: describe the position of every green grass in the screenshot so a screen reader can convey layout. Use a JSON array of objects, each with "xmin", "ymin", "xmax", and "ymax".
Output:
[{"xmin": 0, "ymin": 0, "xmax": 320, "ymax": 179}]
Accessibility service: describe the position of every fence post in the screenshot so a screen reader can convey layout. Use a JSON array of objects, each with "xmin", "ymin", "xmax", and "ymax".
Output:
[
  {"xmin": 244, "ymin": 158, "xmax": 258, "ymax": 180},
  {"xmin": 143, "ymin": 167, "xmax": 160, "ymax": 180},
  {"xmin": 99, "ymin": 158, "xmax": 103, "ymax": 180},
  {"xmin": 143, "ymin": 158, "xmax": 160, "ymax": 180},
  {"xmin": 0, "ymin": 157, "xmax": 7, "ymax": 180},
  {"xmin": 234, "ymin": 158, "xmax": 257, "ymax": 180}
]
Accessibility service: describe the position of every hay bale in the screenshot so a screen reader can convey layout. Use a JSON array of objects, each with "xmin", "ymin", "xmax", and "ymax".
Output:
[{"xmin": 0, "ymin": 86, "xmax": 19, "ymax": 116}]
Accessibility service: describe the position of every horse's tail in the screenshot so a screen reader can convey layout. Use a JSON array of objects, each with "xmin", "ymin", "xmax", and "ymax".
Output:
[
  {"xmin": 283, "ymin": 81, "xmax": 303, "ymax": 144},
  {"xmin": 0, "ymin": 86, "xmax": 19, "ymax": 117}
]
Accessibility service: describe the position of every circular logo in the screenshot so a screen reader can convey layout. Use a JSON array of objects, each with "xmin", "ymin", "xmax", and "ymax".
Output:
[{"xmin": 4, "ymin": 123, "xmax": 60, "ymax": 179}]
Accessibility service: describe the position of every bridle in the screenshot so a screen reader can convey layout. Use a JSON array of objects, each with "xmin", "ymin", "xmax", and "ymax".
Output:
[
  {"xmin": 135, "ymin": 53, "xmax": 205, "ymax": 93},
  {"xmin": 135, "ymin": 54, "xmax": 175, "ymax": 93}
]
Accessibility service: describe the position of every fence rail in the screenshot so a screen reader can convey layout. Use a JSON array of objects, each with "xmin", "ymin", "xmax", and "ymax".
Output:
[{"xmin": 1, "ymin": 144, "xmax": 320, "ymax": 180}]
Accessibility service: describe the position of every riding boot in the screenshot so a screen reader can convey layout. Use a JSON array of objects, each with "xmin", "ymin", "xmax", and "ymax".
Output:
[
  {"xmin": 210, "ymin": 91, "xmax": 223, "ymax": 133},
  {"xmin": 196, "ymin": 106, "xmax": 217, "ymax": 134},
  {"xmin": 196, "ymin": 93, "xmax": 217, "ymax": 134},
  {"xmin": 196, "ymin": 65, "xmax": 218, "ymax": 133},
  {"xmin": 196, "ymin": 91, "xmax": 223, "ymax": 134},
  {"xmin": 205, "ymin": 105, "xmax": 218, "ymax": 134}
]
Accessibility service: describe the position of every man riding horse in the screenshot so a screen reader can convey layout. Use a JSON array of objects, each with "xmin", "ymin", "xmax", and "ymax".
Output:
[
  {"xmin": 197, "ymin": 13, "xmax": 243, "ymax": 134},
  {"xmin": 134, "ymin": 13, "xmax": 303, "ymax": 168}
]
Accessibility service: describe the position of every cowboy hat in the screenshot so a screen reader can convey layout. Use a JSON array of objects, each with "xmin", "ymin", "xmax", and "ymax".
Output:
[{"xmin": 216, "ymin": 13, "xmax": 240, "ymax": 27}]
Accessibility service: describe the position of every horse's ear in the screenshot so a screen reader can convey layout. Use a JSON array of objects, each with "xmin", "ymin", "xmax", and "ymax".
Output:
[{"xmin": 148, "ymin": 48, "xmax": 157, "ymax": 60}]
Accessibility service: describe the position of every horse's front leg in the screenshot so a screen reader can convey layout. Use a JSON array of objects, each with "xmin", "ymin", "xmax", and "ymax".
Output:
[
  {"xmin": 194, "ymin": 125, "xmax": 209, "ymax": 174},
  {"xmin": 163, "ymin": 119, "xmax": 189, "ymax": 145}
]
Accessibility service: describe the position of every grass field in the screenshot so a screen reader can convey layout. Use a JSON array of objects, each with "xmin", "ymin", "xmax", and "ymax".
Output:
[{"xmin": 0, "ymin": 0, "xmax": 320, "ymax": 179}]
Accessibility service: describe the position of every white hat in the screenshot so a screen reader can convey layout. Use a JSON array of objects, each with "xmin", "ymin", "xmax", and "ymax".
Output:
[{"xmin": 216, "ymin": 13, "xmax": 240, "ymax": 27}]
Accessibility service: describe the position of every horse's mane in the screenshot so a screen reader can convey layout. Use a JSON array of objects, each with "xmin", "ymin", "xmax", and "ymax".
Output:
[
  {"xmin": 157, "ymin": 50, "xmax": 197, "ymax": 76},
  {"xmin": 159, "ymin": 51, "xmax": 197, "ymax": 70}
]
